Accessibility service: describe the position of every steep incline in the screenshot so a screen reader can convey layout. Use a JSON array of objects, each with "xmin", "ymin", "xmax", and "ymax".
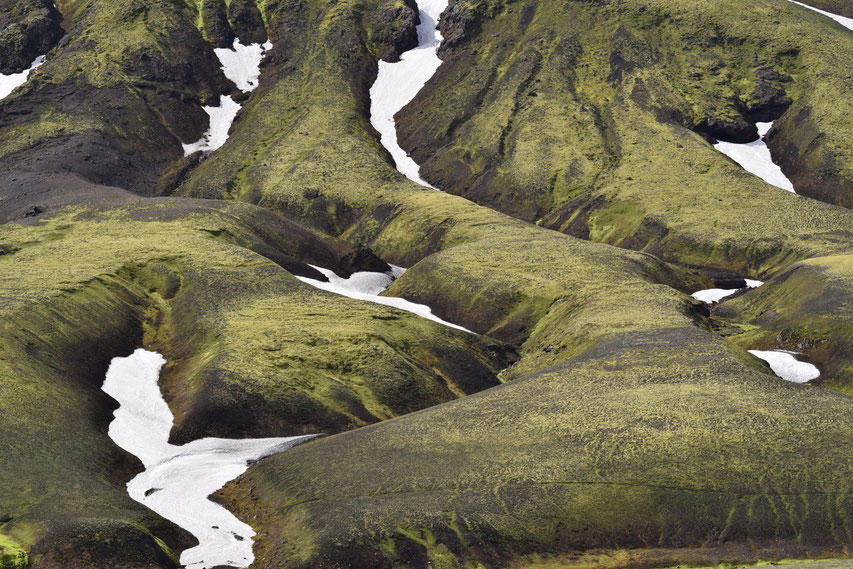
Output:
[{"xmin": 397, "ymin": 0, "xmax": 853, "ymax": 256}]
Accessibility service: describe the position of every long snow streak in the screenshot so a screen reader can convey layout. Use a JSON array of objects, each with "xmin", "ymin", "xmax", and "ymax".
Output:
[
  {"xmin": 369, "ymin": 0, "xmax": 449, "ymax": 188},
  {"xmin": 296, "ymin": 264, "xmax": 472, "ymax": 332},
  {"xmin": 102, "ymin": 349, "xmax": 316, "ymax": 569}
]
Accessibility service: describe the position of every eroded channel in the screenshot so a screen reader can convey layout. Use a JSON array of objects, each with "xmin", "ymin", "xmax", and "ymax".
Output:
[{"xmin": 103, "ymin": 349, "xmax": 317, "ymax": 569}]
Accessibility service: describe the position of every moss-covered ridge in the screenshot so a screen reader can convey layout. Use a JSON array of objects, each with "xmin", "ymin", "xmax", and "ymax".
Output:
[
  {"xmin": 0, "ymin": 199, "xmax": 510, "ymax": 565},
  {"xmin": 396, "ymin": 0, "xmax": 853, "ymax": 261},
  {"xmin": 179, "ymin": 0, "xmax": 853, "ymax": 279},
  {"xmin": 0, "ymin": 0, "xmax": 231, "ymax": 217},
  {"xmin": 225, "ymin": 324, "xmax": 853, "ymax": 568}
]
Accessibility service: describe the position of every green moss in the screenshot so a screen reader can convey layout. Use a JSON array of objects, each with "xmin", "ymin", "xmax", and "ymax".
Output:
[
  {"xmin": 230, "ymin": 324, "xmax": 853, "ymax": 568},
  {"xmin": 395, "ymin": 0, "xmax": 853, "ymax": 269},
  {"xmin": 0, "ymin": 534, "xmax": 27, "ymax": 569},
  {"xmin": 0, "ymin": 198, "xmax": 518, "ymax": 563}
]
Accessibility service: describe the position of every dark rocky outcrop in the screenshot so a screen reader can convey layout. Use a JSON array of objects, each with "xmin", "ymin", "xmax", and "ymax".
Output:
[
  {"xmin": 227, "ymin": 0, "xmax": 267, "ymax": 44},
  {"xmin": 371, "ymin": 0, "xmax": 420, "ymax": 62},
  {"xmin": 695, "ymin": 116, "xmax": 759, "ymax": 143},
  {"xmin": 201, "ymin": 0, "xmax": 236, "ymax": 47},
  {"xmin": 0, "ymin": 0, "xmax": 63, "ymax": 74}
]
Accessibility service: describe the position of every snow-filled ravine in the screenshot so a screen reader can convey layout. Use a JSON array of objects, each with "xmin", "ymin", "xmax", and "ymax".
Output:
[
  {"xmin": 102, "ymin": 350, "xmax": 317, "ymax": 569},
  {"xmin": 369, "ymin": 0, "xmax": 448, "ymax": 188},
  {"xmin": 297, "ymin": 264, "xmax": 472, "ymax": 332},
  {"xmin": 692, "ymin": 279, "xmax": 764, "ymax": 304},
  {"xmin": 748, "ymin": 349, "xmax": 821, "ymax": 383},
  {"xmin": 0, "ymin": 55, "xmax": 45, "ymax": 101},
  {"xmin": 714, "ymin": 122, "xmax": 795, "ymax": 193},
  {"xmin": 183, "ymin": 39, "xmax": 272, "ymax": 155}
]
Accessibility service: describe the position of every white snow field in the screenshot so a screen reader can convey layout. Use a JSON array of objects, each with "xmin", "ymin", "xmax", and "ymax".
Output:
[
  {"xmin": 181, "ymin": 95, "xmax": 242, "ymax": 155},
  {"xmin": 296, "ymin": 264, "xmax": 472, "ymax": 332},
  {"xmin": 214, "ymin": 39, "xmax": 270, "ymax": 92},
  {"xmin": 369, "ymin": 0, "xmax": 449, "ymax": 188},
  {"xmin": 0, "ymin": 55, "xmax": 45, "ymax": 101},
  {"xmin": 748, "ymin": 349, "xmax": 821, "ymax": 383},
  {"xmin": 691, "ymin": 279, "xmax": 764, "ymax": 304},
  {"xmin": 183, "ymin": 39, "xmax": 272, "ymax": 155},
  {"xmin": 103, "ymin": 350, "xmax": 317, "ymax": 569},
  {"xmin": 713, "ymin": 122, "xmax": 795, "ymax": 193},
  {"xmin": 789, "ymin": 1, "xmax": 853, "ymax": 32}
]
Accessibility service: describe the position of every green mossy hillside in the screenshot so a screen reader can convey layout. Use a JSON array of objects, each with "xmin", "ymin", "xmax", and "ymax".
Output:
[
  {"xmin": 713, "ymin": 254, "xmax": 853, "ymax": 394},
  {"xmin": 0, "ymin": 0, "xmax": 852, "ymax": 566},
  {"xmin": 397, "ymin": 0, "xmax": 853, "ymax": 264},
  {"xmin": 224, "ymin": 325, "xmax": 853, "ymax": 568},
  {"xmin": 180, "ymin": 0, "xmax": 853, "ymax": 279},
  {"xmin": 0, "ymin": 0, "xmax": 231, "ymax": 210},
  {"xmin": 0, "ymin": 199, "xmax": 509, "ymax": 564}
]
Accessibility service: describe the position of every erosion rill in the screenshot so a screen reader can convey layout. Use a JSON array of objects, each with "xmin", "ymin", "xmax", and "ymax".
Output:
[{"xmin": 1, "ymin": 0, "xmax": 853, "ymax": 568}]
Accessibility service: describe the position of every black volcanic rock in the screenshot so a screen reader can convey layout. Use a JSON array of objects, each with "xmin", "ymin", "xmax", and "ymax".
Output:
[
  {"xmin": 745, "ymin": 79, "xmax": 793, "ymax": 123},
  {"xmin": 372, "ymin": 0, "xmax": 420, "ymax": 62},
  {"xmin": 202, "ymin": 0, "xmax": 236, "ymax": 48},
  {"xmin": 0, "ymin": 0, "xmax": 63, "ymax": 74},
  {"xmin": 695, "ymin": 116, "xmax": 759, "ymax": 143},
  {"xmin": 228, "ymin": 0, "xmax": 268, "ymax": 45}
]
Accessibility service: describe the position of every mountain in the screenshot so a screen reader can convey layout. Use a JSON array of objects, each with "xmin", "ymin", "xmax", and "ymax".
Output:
[{"xmin": 0, "ymin": 0, "xmax": 852, "ymax": 568}]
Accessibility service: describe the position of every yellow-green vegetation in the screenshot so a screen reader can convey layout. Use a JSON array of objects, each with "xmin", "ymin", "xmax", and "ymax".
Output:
[
  {"xmin": 0, "ymin": 533, "xmax": 27, "ymax": 569},
  {"xmin": 224, "ymin": 322, "xmax": 853, "ymax": 568},
  {"xmin": 0, "ymin": 198, "xmax": 509, "ymax": 562},
  {"xmin": 713, "ymin": 254, "xmax": 853, "ymax": 394},
  {"xmin": 0, "ymin": 0, "xmax": 852, "ymax": 566},
  {"xmin": 0, "ymin": 0, "xmax": 231, "ymax": 199},
  {"xmin": 398, "ymin": 0, "xmax": 853, "ymax": 262},
  {"xmin": 515, "ymin": 548, "xmax": 849, "ymax": 569},
  {"xmin": 179, "ymin": 0, "xmax": 853, "ymax": 278}
]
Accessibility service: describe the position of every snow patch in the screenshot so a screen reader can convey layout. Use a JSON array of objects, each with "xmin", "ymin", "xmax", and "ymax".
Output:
[
  {"xmin": 692, "ymin": 279, "xmax": 763, "ymax": 305},
  {"xmin": 714, "ymin": 122, "xmax": 795, "ymax": 193},
  {"xmin": 691, "ymin": 288, "xmax": 740, "ymax": 304},
  {"xmin": 103, "ymin": 349, "xmax": 316, "ymax": 569},
  {"xmin": 369, "ymin": 0, "xmax": 448, "ymax": 188},
  {"xmin": 182, "ymin": 95, "xmax": 242, "ymax": 155},
  {"xmin": 214, "ymin": 39, "xmax": 268, "ymax": 93},
  {"xmin": 0, "ymin": 55, "xmax": 46, "ymax": 101},
  {"xmin": 748, "ymin": 349, "xmax": 821, "ymax": 383},
  {"xmin": 296, "ymin": 264, "xmax": 471, "ymax": 332},
  {"xmin": 183, "ymin": 39, "xmax": 271, "ymax": 156},
  {"xmin": 788, "ymin": 1, "xmax": 853, "ymax": 32}
]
